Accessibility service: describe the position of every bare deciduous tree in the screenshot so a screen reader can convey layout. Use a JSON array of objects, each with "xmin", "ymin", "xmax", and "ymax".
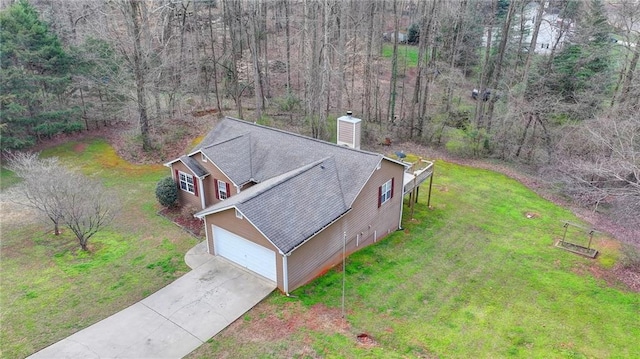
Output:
[
  {"xmin": 6, "ymin": 152, "xmax": 120, "ymax": 251},
  {"xmin": 553, "ymin": 115, "xmax": 640, "ymax": 219},
  {"xmin": 6, "ymin": 152, "xmax": 66, "ymax": 235},
  {"xmin": 59, "ymin": 175, "xmax": 120, "ymax": 251}
]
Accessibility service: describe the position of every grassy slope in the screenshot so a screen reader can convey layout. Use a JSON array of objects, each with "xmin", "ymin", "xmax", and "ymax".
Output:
[
  {"xmin": 188, "ymin": 161, "xmax": 639, "ymax": 358},
  {"xmin": 381, "ymin": 44, "xmax": 420, "ymax": 68},
  {"xmin": 0, "ymin": 139, "xmax": 198, "ymax": 359}
]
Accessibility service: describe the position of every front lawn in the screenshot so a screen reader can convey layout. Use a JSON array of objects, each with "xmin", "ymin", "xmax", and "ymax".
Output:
[
  {"xmin": 187, "ymin": 161, "xmax": 639, "ymax": 358},
  {"xmin": 0, "ymin": 139, "xmax": 198, "ymax": 359}
]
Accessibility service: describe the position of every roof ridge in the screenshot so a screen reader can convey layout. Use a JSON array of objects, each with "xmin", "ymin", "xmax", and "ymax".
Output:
[
  {"xmin": 237, "ymin": 156, "xmax": 333, "ymax": 205},
  {"xmin": 201, "ymin": 131, "xmax": 248, "ymax": 150},
  {"xmin": 224, "ymin": 117, "xmax": 382, "ymax": 158},
  {"xmin": 193, "ymin": 156, "xmax": 335, "ymax": 219}
]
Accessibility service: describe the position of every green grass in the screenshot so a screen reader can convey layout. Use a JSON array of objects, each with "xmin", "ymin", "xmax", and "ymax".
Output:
[
  {"xmin": 0, "ymin": 166, "xmax": 21, "ymax": 190},
  {"xmin": 187, "ymin": 161, "xmax": 639, "ymax": 358},
  {"xmin": 0, "ymin": 139, "xmax": 198, "ymax": 359},
  {"xmin": 381, "ymin": 44, "xmax": 420, "ymax": 69}
]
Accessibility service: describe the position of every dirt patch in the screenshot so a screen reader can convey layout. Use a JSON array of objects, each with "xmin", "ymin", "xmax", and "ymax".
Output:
[
  {"xmin": 222, "ymin": 301, "xmax": 349, "ymax": 344},
  {"xmin": 612, "ymin": 265, "xmax": 640, "ymax": 292},
  {"xmin": 524, "ymin": 211, "xmax": 540, "ymax": 219},
  {"xmin": 571, "ymin": 262, "xmax": 639, "ymax": 293},
  {"xmin": 356, "ymin": 333, "xmax": 378, "ymax": 346},
  {"xmin": 73, "ymin": 142, "xmax": 87, "ymax": 153}
]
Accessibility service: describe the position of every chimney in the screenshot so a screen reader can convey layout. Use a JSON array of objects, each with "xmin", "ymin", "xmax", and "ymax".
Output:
[{"xmin": 337, "ymin": 111, "xmax": 361, "ymax": 149}]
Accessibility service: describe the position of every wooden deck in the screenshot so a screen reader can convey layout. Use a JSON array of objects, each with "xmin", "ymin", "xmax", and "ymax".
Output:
[{"xmin": 403, "ymin": 159, "xmax": 434, "ymax": 195}]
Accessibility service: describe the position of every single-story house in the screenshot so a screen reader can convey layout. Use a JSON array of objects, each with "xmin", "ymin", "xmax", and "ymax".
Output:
[{"xmin": 165, "ymin": 115, "xmax": 432, "ymax": 294}]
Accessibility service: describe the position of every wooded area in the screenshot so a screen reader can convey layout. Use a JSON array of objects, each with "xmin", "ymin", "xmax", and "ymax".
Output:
[{"xmin": 1, "ymin": 0, "xmax": 638, "ymax": 240}]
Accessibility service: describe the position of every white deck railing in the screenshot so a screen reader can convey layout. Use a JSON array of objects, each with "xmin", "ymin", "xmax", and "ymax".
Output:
[{"xmin": 403, "ymin": 159, "xmax": 434, "ymax": 194}]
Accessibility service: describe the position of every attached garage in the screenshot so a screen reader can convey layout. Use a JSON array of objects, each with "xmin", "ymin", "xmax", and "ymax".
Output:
[{"xmin": 212, "ymin": 226, "xmax": 277, "ymax": 282}]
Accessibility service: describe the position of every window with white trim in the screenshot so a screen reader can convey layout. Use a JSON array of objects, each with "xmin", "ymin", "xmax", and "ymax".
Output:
[
  {"xmin": 201, "ymin": 153, "xmax": 207, "ymax": 162},
  {"xmin": 179, "ymin": 171, "xmax": 195, "ymax": 194},
  {"xmin": 217, "ymin": 180, "xmax": 228, "ymax": 200},
  {"xmin": 379, "ymin": 179, "xmax": 393, "ymax": 206},
  {"xmin": 235, "ymin": 208, "xmax": 243, "ymax": 219}
]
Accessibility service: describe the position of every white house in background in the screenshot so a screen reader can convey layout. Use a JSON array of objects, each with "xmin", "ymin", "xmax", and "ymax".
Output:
[{"xmin": 482, "ymin": 1, "xmax": 573, "ymax": 54}]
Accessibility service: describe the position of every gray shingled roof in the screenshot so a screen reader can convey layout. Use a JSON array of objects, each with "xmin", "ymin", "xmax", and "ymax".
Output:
[
  {"xmin": 198, "ymin": 157, "xmax": 350, "ymax": 253},
  {"xmin": 179, "ymin": 156, "xmax": 208, "ymax": 178},
  {"xmin": 201, "ymin": 134, "xmax": 253, "ymax": 185},
  {"xmin": 194, "ymin": 117, "xmax": 382, "ymax": 205},
  {"xmin": 193, "ymin": 117, "xmax": 393, "ymax": 254}
]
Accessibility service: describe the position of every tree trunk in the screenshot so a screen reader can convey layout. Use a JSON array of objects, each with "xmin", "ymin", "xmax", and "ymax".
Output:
[
  {"xmin": 285, "ymin": 0, "xmax": 292, "ymax": 92},
  {"xmin": 522, "ymin": 0, "xmax": 544, "ymax": 87},
  {"xmin": 127, "ymin": 0, "xmax": 152, "ymax": 151},
  {"xmin": 515, "ymin": 114, "xmax": 533, "ymax": 158},
  {"xmin": 248, "ymin": 1, "xmax": 264, "ymax": 120},
  {"xmin": 387, "ymin": 0, "xmax": 400, "ymax": 129},
  {"xmin": 336, "ymin": 0, "xmax": 346, "ymax": 112},
  {"xmin": 363, "ymin": 1, "xmax": 375, "ymax": 121},
  {"xmin": 485, "ymin": 0, "xmax": 517, "ymax": 133},
  {"xmin": 475, "ymin": 0, "xmax": 496, "ymax": 130},
  {"xmin": 409, "ymin": 1, "xmax": 427, "ymax": 139},
  {"xmin": 208, "ymin": 4, "xmax": 223, "ymax": 114},
  {"xmin": 620, "ymin": 48, "xmax": 639, "ymax": 104}
]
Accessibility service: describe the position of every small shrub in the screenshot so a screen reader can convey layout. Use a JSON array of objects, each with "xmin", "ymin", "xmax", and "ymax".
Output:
[
  {"xmin": 276, "ymin": 93, "xmax": 301, "ymax": 112},
  {"xmin": 156, "ymin": 176, "xmax": 178, "ymax": 208}
]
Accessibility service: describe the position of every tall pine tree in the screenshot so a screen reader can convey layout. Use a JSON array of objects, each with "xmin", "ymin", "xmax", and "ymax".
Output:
[
  {"xmin": 538, "ymin": 0, "xmax": 613, "ymax": 121},
  {"xmin": 0, "ymin": 0, "xmax": 80, "ymax": 150}
]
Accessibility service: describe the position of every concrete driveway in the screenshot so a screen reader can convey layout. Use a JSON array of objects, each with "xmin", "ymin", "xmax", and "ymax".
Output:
[{"xmin": 28, "ymin": 246, "xmax": 275, "ymax": 359}]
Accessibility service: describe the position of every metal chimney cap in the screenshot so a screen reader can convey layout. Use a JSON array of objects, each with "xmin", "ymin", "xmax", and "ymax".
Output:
[{"xmin": 346, "ymin": 111, "xmax": 353, "ymax": 116}]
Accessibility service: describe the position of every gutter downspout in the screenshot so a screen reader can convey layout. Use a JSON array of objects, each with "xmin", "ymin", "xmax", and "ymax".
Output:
[
  {"xmin": 203, "ymin": 216, "xmax": 211, "ymax": 254},
  {"xmin": 198, "ymin": 177, "xmax": 206, "ymax": 210},
  {"xmin": 398, "ymin": 168, "xmax": 405, "ymax": 230},
  {"xmin": 283, "ymin": 255, "xmax": 289, "ymax": 295}
]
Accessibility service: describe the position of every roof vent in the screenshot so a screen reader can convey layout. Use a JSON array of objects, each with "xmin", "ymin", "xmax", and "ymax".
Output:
[{"xmin": 337, "ymin": 111, "xmax": 361, "ymax": 150}]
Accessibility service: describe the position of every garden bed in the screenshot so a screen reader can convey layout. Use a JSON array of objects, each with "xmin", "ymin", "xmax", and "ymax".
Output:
[{"xmin": 158, "ymin": 207, "xmax": 204, "ymax": 238}]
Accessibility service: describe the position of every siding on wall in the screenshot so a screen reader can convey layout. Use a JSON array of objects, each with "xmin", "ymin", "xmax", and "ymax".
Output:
[
  {"xmin": 337, "ymin": 120, "xmax": 361, "ymax": 149},
  {"xmin": 287, "ymin": 159, "xmax": 404, "ymax": 290},
  {"xmin": 206, "ymin": 208, "xmax": 284, "ymax": 290},
  {"xmin": 172, "ymin": 162, "xmax": 201, "ymax": 210},
  {"xmin": 191, "ymin": 154, "xmax": 238, "ymax": 207},
  {"xmin": 338, "ymin": 121, "xmax": 354, "ymax": 143}
]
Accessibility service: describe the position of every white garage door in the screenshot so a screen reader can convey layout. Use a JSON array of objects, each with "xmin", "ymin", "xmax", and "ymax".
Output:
[{"xmin": 213, "ymin": 226, "xmax": 277, "ymax": 282}]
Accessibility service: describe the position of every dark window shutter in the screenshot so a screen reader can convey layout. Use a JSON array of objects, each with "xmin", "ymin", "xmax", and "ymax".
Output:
[
  {"xmin": 193, "ymin": 177, "xmax": 198, "ymax": 196},
  {"xmin": 214, "ymin": 179, "xmax": 219, "ymax": 199},
  {"xmin": 378, "ymin": 185, "xmax": 382, "ymax": 208},
  {"xmin": 175, "ymin": 169, "xmax": 179, "ymax": 187},
  {"xmin": 225, "ymin": 182, "xmax": 230, "ymax": 197},
  {"xmin": 391, "ymin": 177, "xmax": 395, "ymax": 199}
]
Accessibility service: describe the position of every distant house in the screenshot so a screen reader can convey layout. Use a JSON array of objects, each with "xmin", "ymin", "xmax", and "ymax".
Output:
[
  {"xmin": 481, "ymin": 2, "xmax": 573, "ymax": 54},
  {"xmin": 383, "ymin": 30, "xmax": 408, "ymax": 44},
  {"xmin": 165, "ymin": 115, "xmax": 433, "ymax": 294}
]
